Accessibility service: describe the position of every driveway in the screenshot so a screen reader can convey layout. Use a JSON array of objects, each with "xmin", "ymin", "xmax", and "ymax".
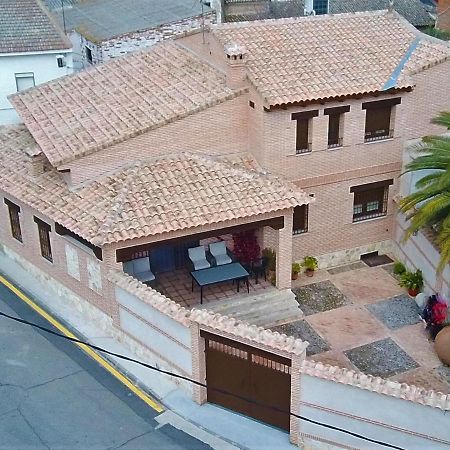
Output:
[{"xmin": 0, "ymin": 281, "xmax": 211, "ymax": 450}]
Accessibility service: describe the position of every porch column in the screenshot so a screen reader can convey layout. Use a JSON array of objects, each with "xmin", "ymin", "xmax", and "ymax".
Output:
[
  {"xmin": 276, "ymin": 211, "xmax": 293, "ymax": 289},
  {"xmin": 191, "ymin": 322, "xmax": 207, "ymax": 404}
]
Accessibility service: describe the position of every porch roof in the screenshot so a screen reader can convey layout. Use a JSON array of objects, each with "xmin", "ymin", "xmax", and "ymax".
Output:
[{"xmin": 0, "ymin": 125, "xmax": 310, "ymax": 246}]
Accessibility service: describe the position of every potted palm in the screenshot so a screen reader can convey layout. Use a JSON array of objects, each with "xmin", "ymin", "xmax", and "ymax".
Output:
[
  {"xmin": 302, "ymin": 256, "xmax": 318, "ymax": 277},
  {"xmin": 262, "ymin": 248, "xmax": 276, "ymax": 279},
  {"xmin": 291, "ymin": 262, "xmax": 301, "ymax": 280},
  {"xmin": 399, "ymin": 269, "xmax": 424, "ymax": 297}
]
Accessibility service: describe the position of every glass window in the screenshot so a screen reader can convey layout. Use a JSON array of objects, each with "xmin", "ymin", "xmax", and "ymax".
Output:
[
  {"xmin": 34, "ymin": 217, "xmax": 53, "ymax": 262},
  {"xmin": 313, "ymin": 0, "xmax": 328, "ymax": 14},
  {"xmin": 293, "ymin": 205, "xmax": 309, "ymax": 234},
  {"xmin": 4, "ymin": 199, "xmax": 22, "ymax": 242},
  {"xmin": 351, "ymin": 182, "xmax": 392, "ymax": 222},
  {"xmin": 15, "ymin": 73, "xmax": 35, "ymax": 92}
]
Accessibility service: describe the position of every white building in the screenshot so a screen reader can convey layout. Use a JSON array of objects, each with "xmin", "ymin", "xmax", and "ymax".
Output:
[{"xmin": 0, "ymin": 0, "xmax": 73, "ymax": 125}]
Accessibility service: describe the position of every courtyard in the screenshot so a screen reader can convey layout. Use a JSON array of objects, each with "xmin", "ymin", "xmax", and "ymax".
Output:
[{"xmin": 272, "ymin": 262, "xmax": 450, "ymax": 394}]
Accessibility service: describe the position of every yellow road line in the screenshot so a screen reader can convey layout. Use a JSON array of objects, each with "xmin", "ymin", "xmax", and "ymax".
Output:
[{"xmin": 0, "ymin": 274, "xmax": 164, "ymax": 413}]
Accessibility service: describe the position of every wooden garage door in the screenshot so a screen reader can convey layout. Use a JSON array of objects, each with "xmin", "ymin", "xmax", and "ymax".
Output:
[{"xmin": 201, "ymin": 331, "xmax": 291, "ymax": 431}]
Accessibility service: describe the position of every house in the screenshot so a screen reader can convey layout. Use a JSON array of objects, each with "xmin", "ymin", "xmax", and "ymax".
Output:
[
  {"xmin": 437, "ymin": 0, "xmax": 450, "ymax": 31},
  {"xmin": 222, "ymin": 0, "xmax": 434, "ymax": 29},
  {"xmin": 43, "ymin": 0, "xmax": 216, "ymax": 68},
  {"xmin": 1, "ymin": 10, "xmax": 450, "ymax": 447},
  {"xmin": 0, "ymin": 0, "xmax": 73, "ymax": 125}
]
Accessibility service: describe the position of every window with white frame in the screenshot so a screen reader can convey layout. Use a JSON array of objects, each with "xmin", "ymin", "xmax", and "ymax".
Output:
[{"xmin": 15, "ymin": 73, "xmax": 35, "ymax": 92}]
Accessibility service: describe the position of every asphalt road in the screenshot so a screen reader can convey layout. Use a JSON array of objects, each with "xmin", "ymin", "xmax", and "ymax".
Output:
[{"xmin": 0, "ymin": 280, "xmax": 211, "ymax": 450}]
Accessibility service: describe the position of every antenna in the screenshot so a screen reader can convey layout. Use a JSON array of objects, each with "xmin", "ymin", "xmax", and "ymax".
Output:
[
  {"xmin": 388, "ymin": 0, "xmax": 394, "ymax": 12},
  {"xmin": 61, "ymin": 0, "xmax": 67, "ymax": 34}
]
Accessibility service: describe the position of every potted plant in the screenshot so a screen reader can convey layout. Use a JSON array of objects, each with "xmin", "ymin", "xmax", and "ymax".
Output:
[
  {"xmin": 302, "ymin": 256, "xmax": 318, "ymax": 277},
  {"xmin": 262, "ymin": 248, "xmax": 276, "ymax": 278},
  {"xmin": 399, "ymin": 269, "xmax": 423, "ymax": 297},
  {"xmin": 392, "ymin": 261, "xmax": 406, "ymax": 277},
  {"xmin": 291, "ymin": 262, "xmax": 301, "ymax": 280}
]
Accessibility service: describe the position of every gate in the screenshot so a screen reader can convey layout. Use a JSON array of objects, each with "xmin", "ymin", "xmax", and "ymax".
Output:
[{"xmin": 201, "ymin": 331, "xmax": 291, "ymax": 431}]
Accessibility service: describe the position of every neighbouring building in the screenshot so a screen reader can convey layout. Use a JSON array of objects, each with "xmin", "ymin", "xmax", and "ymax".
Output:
[
  {"xmin": 44, "ymin": 0, "xmax": 216, "ymax": 68},
  {"xmin": 437, "ymin": 0, "xmax": 450, "ymax": 31},
  {"xmin": 221, "ymin": 0, "xmax": 434, "ymax": 28},
  {"xmin": 1, "ymin": 10, "xmax": 450, "ymax": 448},
  {"xmin": 0, "ymin": 0, "xmax": 73, "ymax": 125}
]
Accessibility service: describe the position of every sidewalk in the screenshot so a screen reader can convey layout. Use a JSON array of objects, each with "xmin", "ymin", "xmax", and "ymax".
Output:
[{"xmin": 0, "ymin": 252, "xmax": 297, "ymax": 450}]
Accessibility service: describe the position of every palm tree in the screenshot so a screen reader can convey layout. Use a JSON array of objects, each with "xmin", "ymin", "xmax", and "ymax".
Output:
[{"xmin": 399, "ymin": 112, "xmax": 450, "ymax": 272}]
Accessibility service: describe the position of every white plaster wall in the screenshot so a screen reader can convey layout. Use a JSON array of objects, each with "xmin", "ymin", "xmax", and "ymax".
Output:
[
  {"xmin": 299, "ymin": 375, "xmax": 450, "ymax": 450},
  {"xmin": 0, "ymin": 50, "xmax": 73, "ymax": 124}
]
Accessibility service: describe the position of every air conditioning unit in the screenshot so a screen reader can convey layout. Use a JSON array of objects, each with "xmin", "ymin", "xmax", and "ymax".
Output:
[{"xmin": 56, "ymin": 55, "xmax": 66, "ymax": 68}]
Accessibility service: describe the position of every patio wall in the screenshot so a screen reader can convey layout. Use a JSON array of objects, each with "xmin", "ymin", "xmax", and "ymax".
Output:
[{"xmin": 296, "ymin": 361, "xmax": 450, "ymax": 449}]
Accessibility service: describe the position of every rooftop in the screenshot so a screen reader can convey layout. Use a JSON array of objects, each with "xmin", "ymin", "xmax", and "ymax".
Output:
[
  {"xmin": 223, "ymin": 0, "xmax": 433, "ymax": 28},
  {"xmin": 0, "ymin": 0, "xmax": 71, "ymax": 54},
  {"xmin": 0, "ymin": 125, "xmax": 310, "ymax": 246},
  {"xmin": 10, "ymin": 42, "xmax": 242, "ymax": 167},
  {"xmin": 44, "ymin": 0, "xmax": 210, "ymax": 43},
  {"xmin": 212, "ymin": 10, "xmax": 450, "ymax": 107}
]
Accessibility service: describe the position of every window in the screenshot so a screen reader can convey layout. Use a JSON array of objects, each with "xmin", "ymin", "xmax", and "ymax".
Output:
[
  {"xmin": 249, "ymin": 100, "xmax": 255, "ymax": 108},
  {"xmin": 324, "ymin": 105, "xmax": 349, "ymax": 149},
  {"xmin": 313, "ymin": 0, "xmax": 328, "ymax": 14},
  {"xmin": 4, "ymin": 199, "xmax": 22, "ymax": 242},
  {"xmin": 34, "ymin": 217, "xmax": 52, "ymax": 262},
  {"xmin": 85, "ymin": 46, "xmax": 93, "ymax": 63},
  {"xmin": 351, "ymin": 180, "xmax": 393, "ymax": 222},
  {"xmin": 292, "ymin": 110, "xmax": 318, "ymax": 154},
  {"xmin": 15, "ymin": 73, "xmax": 35, "ymax": 92},
  {"xmin": 293, "ymin": 205, "xmax": 308, "ymax": 234},
  {"xmin": 363, "ymin": 98, "xmax": 401, "ymax": 142}
]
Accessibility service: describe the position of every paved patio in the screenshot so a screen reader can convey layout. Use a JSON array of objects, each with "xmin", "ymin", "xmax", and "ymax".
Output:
[
  {"xmin": 154, "ymin": 268, "xmax": 272, "ymax": 308},
  {"xmin": 272, "ymin": 262, "xmax": 450, "ymax": 394}
]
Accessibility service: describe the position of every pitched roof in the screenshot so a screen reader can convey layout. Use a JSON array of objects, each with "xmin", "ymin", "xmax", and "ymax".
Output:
[
  {"xmin": 10, "ymin": 42, "xmax": 242, "ymax": 167},
  {"xmin": 329, "ymin": 0, "xmax": 433, "ymax": 27},
  {"xmin": 44, "ymin": 0, "xmax": 210, "ymax": 43},
  {"xmin": 0, "ymin": 125, "xmax": 309, "ymax": 246},
  {"xmin": 212, "ymin": 10, "xmax": 450, "ymax": 107},
  {"xmin": 0, "ymin": 0, "xmax": 71, "ymax": 54},
  {"xmin": 222, "ymin": 0, "xmax": 433, "ymax": 28}
]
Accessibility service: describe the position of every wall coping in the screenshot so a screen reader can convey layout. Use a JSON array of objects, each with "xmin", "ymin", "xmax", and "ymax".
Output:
[
  {"xmin": 109, "ymin": 269, "xmax": 309, "ymax": 356},
  {"xmin": 300, "ymin": 360, "xmax": 450, "ymax": 411}
]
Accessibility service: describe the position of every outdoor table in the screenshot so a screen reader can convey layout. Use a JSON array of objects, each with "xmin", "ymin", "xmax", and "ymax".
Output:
[{"xmin": 190, "ymin": 262, "xmax": 249, "ymax": 304}]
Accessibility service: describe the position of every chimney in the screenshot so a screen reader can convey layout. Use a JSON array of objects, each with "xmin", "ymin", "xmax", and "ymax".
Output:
[
  {"xmin": 388, "ymin": 0, "xmax": 394, "ymax": 12},
  {"xmin": 25, "ymin": 146, "xmax": 45, "ymax": 176},
  {"xmin": 224, "ymin": 43, "xmax": 247, "ymax": 89}
]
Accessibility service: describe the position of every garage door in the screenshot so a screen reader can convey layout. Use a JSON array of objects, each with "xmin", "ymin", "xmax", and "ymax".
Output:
[{"xmin": 201, "ymin": 331, "xmax": 291, "ymax": 431}]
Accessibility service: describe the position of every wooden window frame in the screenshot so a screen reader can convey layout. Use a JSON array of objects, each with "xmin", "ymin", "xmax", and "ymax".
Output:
[
  {"xmin": 34, "ymin": 217, "xmax": 53, "ymax": 262},
  {"xmin": 350, "ymin": 180, "xmax": 393, "ymax": 222},
  {"xmin": 4, "ymin": 198, "xmax": 22, "ymax": 242},
  {"xmin": 292, "ymin": 110, "xmax": 318, "ymax": 154},
  {"xmin": 362, "ymin": 98, "xmax": 401, "ymax": 142},
  {"xmin": 293, "ymin": 205, "xmax": 308, "ymax": 235}
]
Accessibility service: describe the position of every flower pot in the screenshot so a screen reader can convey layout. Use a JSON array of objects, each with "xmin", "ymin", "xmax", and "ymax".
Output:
[
  {"xmin": 305, "ymin": 269, "xmax": 314, "ymax": 277},
  {"xmin": 408, "ymin": 288, "xmax": 419, "ymax": 297},
  {"xmin": 292, "ymin": 273, "xmax": 299, "ymax": 280}
]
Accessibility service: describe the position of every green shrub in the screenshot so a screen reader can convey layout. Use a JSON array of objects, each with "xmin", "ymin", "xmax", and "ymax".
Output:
[
  {"xmin": 302, "ymin": 255, "xmax": 318, "ymax": 271},
  {"xmin": 292, "ymin": 262, "xmax": 301, "ymax": 275},
  {"xmin": 262, "ymin": 248, "xmax": 276, "ymax": 271},
  {"xmin": 393, "ymin": 261, "xmax": 406, "ymax": 275},
  {"xmin": 399, "ymin": 269, "xmax": 424, "ymax": 292}
]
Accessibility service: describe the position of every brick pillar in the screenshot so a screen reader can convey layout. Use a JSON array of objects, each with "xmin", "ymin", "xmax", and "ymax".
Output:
[
  {"xmin": 191, "ymin": 322, "xmax": 207, "ymax": 404},
  {"xmin": 101, "ymin": 245, "xmax": 121, "ymax": 325},
  {"xmin": 276, "ymin": 211, "xmax": 293, "ymax": 290},
  {"xmin": 289, "ymin": 352, "xmax": 305, "ymax": 447}
]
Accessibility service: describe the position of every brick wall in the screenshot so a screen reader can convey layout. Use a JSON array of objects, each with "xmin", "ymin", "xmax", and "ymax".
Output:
[
  {"xmin": 0, "ymin": 190, "xmax": 118, "ymax": 319},
  {"xmin": 438, "ymin": 0, "xmax": 450, "ymax": 31},
  {"xmin": 67, "ymin": 95, "xmax": 249, "ymax": 184}
]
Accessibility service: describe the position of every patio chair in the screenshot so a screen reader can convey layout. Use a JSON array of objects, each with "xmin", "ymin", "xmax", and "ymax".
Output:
[
  {"xmin": 123, "ymin": 257, "xmax": 155, "ymax": 283},
  {"xmin": 188, "ymin": 246, "xmax": 211, "ymax": 270},
  {"xmin": 209, "ymin": 241, "xmax": 232, "ymax": 266}
]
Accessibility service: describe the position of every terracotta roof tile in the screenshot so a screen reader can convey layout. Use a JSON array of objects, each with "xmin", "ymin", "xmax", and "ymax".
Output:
[
  {"xmin": 212, "ymin": 10, "xmax": 450, "ymax": 106},
  {"xmin": 0, "ymin": 126, "xmax": 309, "ymax": 246},
  {"xmin": 10, "ymin": 42, "xmax": 243, "ymax": 167},
  {"xmin": 0, "ymin": 0, "xmax": 71, "ymax": 53}
]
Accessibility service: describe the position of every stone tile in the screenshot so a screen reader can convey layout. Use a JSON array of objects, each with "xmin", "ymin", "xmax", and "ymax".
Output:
[
  {"xmin": 389, "ymin": 368, "xmax": 450, "ymax": 394},
  {"xmin": 332, "ymin": 267, "xmax": 404, "ymax": 305},
  {"xmin": 309, "ymin": 350, "xmax": 356, "ymax": 371},
  {"xmin": 306, "ymin": 305, "xmax": 387, "ymax": 351},
  {"xmin": 366, "ymin": 295, "xmax": 422, "ymax": 330},
  {"xmin": 344, "ymin": 338, "xmax": 419, "ymax": 378},
  {"xmin": 327, "ymin": 262, "xmax": 366, "ymax": 275},
  {"xmin": 271, "ymin": 320, "xmax": 330, "ymax": 356},
  {"xmin": 293, "ymin": 280, "xmax": 350, "ymax": 316},
  {"xmin": 392, "ymin": 323, "xmax": 442, "ymax": 369}
]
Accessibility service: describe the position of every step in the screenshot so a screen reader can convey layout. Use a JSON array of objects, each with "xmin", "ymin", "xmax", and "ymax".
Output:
[
  {"xmin": 231, "ymin": 297, "xmax": 299, "ymax": 321},
  {"xmin": 254, "ymin": 309, "xmax": 304, "ymax": 328}
]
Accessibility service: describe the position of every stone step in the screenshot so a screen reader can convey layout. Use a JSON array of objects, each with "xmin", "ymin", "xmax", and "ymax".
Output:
[
  {"xmin": 253, "ymin": 309, "xmax": 304, "ymax": 328},
  {"xmin": 230, "ymin": 297, "xmax": 299, "ymax": 321}
]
